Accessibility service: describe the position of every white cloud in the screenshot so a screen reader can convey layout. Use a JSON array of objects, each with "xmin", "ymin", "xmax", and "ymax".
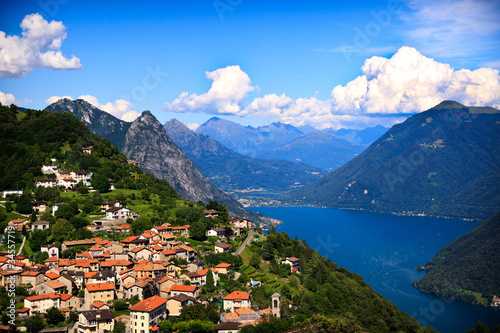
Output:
[
  {"xmin": 331, "ymin": 46, "xmax": 500, "ymax": 113},
  {"xmin": 162, "ymin": 47, "xmax": 500, "ymax": 129},
  {"xmin": 0, "ymin": 91, "xmax": 31, "ymax": 106},
  {"xmin": 45, "ymin": 95, "xmax": 140, "ymax": 122},
  {"xmin": 0, "ymin": 13, "xmax": 82, "ymax": 78},
  {"xmin": 0, "ymin": 91, "xmax": 18, "ymax": 105},
  {"xmin": 401, "ymin": 0, "xmax": 500, "ymax": 58},
  {"xmin": 187, "ymin": 123, "xmax": 199, "ymax": 131},
  {"xmin": 46, "ymin": 95, "xmax": 72, "ymax": 105},
  {"xmin": 162, "ymin": 65, "xmax": 254, "ymax": 115}
]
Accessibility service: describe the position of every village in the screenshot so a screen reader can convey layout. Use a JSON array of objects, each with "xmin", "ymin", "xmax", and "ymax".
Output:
[{"xmin": 0, "ymin": 159, "xmax": 301, "ymax": 333}]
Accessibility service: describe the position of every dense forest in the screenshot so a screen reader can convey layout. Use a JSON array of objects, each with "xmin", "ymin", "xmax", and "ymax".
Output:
[
  {"xmin": 414, "ymin": 211, "xmax": 500, "ymax": 305},
  {"xmin": 0, "ymin": 103, "xmax": 179, "ymax": 196}
]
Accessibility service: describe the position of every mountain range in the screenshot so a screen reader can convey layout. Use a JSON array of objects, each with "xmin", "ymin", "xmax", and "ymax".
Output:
[
  {"xmin": 44, "ymin": 99, "xmax": 260, "ymax": 220},
  {"xmin": 255, "ymin": 131, "xmax": 364, "ymax": 171},
  {"xmin": 323, "ymin": 125, "xmax": 389, "ymax": 146},
  {"xmin": 164, "ymin": 119, "xmax": 326, "ymax": 195},
  {"xmin": 196, "ymin": 117, "xmax": 379, "ymax": 171},
  {"xmin": 285, "ymin": 101, "xmax": 500, "ymax": 221}
]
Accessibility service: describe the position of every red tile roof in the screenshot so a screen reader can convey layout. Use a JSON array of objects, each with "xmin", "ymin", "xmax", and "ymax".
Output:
[
  {"xmin": 129, "ymin": 296, "xmax": 167, "ymax": 312},
  {"xmin": 170, "ymin": 285, "xmax": 196, "ymax": 292},
  {"xmin": 26, "ymin": 292, "xmax": 61, "ymax": 302},
  {"xmin": 86, "ymin": 282, "xmax": 116, "ymax": 292},
  {"xmin": 44, "ymin": 272, "xmax": 60, "ymax": 280},
  {"xmin": 223, "ymin": 291, "xmax": 251, "ymax": 301},
  {"xmin": 91, "ymin": 301, "xmax": 107, "ymax": 308},
  {"xmin": 215, "ymin": 263, "xmax": 231, "ymax": 268}
]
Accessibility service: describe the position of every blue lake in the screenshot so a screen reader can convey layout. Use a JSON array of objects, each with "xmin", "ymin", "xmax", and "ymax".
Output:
[{"xmin": 249, "ymin": 206, "xmax": 500, "ymax": 333}]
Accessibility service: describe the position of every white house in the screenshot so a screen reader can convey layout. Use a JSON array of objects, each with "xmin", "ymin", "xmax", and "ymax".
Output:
[
  {"xmin": 58, "ymin": 178, "xmax": 78, "ymax": 189},
  {"xmin": 77, "ymin": 309, "xmax": 115, "ymax": 333},
  {"xmin": 36, "ymin": 178, "xmax": 57, "ymax": 188},
  {"xmin": 223, "ymin": 291, "xmax": 251, "ymax": 312},
  {"xmin": 41, "ymin": 164, "xmax": 58, "ymax": 174},
  {"xmin": 70, "ymin": 171, "xmax": 93, "ymax": 185},
  {"xmin": 129, "ymin": 296, "xmax": 168, "ymax": 333},
  {"xmin": 105, "ymin": 207, "xmax": 133, "ymax": 220},
  {"xmin": 2, "ymin": 190, "xmax": 23, "ymax": 198},
  {"xmin": 41, "ymin": 244, "xmax": 59, "ymax": 259},
  {"xmin": 32, "ymin": 220, "xmax": 50, "ymax": 231},
  {"xmin": 282, "ymin": 257, "xmax": 300, "ymax": 272}
]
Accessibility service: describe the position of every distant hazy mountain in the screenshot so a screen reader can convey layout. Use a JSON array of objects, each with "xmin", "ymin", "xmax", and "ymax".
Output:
[
  {"xmin": 164, "ymin": 119, "xmax": 326, "ymax": 194},
  {"xmin": 45, "ymin": 99, "xmax": 260, "ymax": 220},
  {"xmin": 413, "ymin": 210, "xmax": 500, "ymax": 305},
  {"xmin": 286, "ymin": 101, "xmax": 500, "ymax": 220},
  {"xmin": 196, "ymin": 117, "xmax": 305, "ymax": 156},
  {"xmin": 255, "ymin": 131, "xmax": 364, "ymax": 171},
  {"xmin": 322, "ymin": 125, "xmax": 389, "ymax": 146}
]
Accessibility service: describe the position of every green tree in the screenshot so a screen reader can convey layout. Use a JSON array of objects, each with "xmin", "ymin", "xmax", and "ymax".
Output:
[
  {"xmin": 55, "ymin": 203, "xmax": 78, "ymax": 220},
  {"xmin": 68, "ymin": 311, "xmax": 79, "ymax": 325},
  {"xmin": 189, "ymin": 220, "xmax": 207, "ymax": 241},
  {"xmin": 24, "ymin": 315, "xmax": 45, "ymax": 333},
  {"xmin": 131, "ymin": 217, "xmax": 153, "ymax": 235},
  {"xmin": 69, "ymin": 216, "xmax": 89, "ymax": 229},
  {"xmin": 281, "ymin": 284, "xmax": 292, "ymax": 300},
  {"xmin": 476, "ymin": 322, "xmax": 492, "ymax": 333},
  {"xmin": 91, "ymin": 174, "xmax": 110, "ymax": 193},
  {"xmin": 92, "ymin": 191, "xmax": 103, "ymax": 205},
  {"xmin": 51, "ymin": 219, "xmax": 74, "ymax": 242},
  {"xmin": 16, "ymin": 194, "xmax": 32, "ymax": 214},
  {"xmin": 76, "ymin": 182, "xmax": 89, "ymax": 195},
  {"xmin": 38, "ymin": 252, "xmax": 49, "ymax": 264},
  {"xmin": 113, "ymin": 320, "xmax": 126, "ymax": 333},
  {"xmin": 113, "ymin": 299, "xmax": 128, "ymax": 311},
  {"xmin": 74, "ymin": 228, "xmax": 93, "ymax": 240},
  {"xmin": 29, "ymin": 229, "xmax": 49, "ymax": 252},
  {"xmin": 250, "ymin": 253, "xmax": 261, "ymax": 268},
  {"xmin": 279, "ymin": 264, "xmax": 291, "ymax": 278},
  {"xmin": 205, "ymin": 269, "xmax": 216, "ymax": 294},
  {"xmin": 45, "ymin": 307, "xmax": 65, "ymax": 325},
  {"xmin": 30, "ymin": 210, "xmax": 37, "ymax": 223},
  {"xmin": 262, "ymin": 241, "xmax": 272, "ymax": 260},
  {"xmin": 158, "ymin": 320, "xmax": 173, "ymax": 333}
]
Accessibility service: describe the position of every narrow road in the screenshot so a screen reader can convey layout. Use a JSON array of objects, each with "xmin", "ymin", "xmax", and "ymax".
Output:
[
  {"xmin": 234, "ymin": 229, "xmax": 256, "ymax": 256},
  {"xmin": 17, "ymin": 236, "xmax": 26, "ymax": 256}
]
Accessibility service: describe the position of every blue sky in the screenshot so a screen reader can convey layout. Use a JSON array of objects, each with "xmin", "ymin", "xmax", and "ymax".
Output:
[{"xmin": 1, "ymin": 0, "xmax": 499, "ymax": 130}]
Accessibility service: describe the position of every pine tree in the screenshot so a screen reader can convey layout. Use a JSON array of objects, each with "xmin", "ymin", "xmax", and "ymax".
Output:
[{"xmin": 205, "ymin": 269, "xmax": 216, "ymax": 293}]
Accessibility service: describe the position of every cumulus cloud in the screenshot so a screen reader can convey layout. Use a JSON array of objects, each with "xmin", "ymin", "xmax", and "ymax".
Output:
[
  {"xmin": 187, "ymin": 123, "xmax": 200, "ymax": 131},
  {"xmin": 0, "ymin": 91, "xmax": 18, "ymax": 105},
  {"xmin": 162, "ymin": 65, "xmax": 254, "ymax": 115},
  {"xmin": 46, "ymin": 95, "xmax": 139, "ymax": 122},
  {"xmin": 0, "ymin": 13, "xmax": 82, "ymax": 78},
  {"xmin": 163, "ymin": 47, "xmax": 500, "ymax": 129},
  {"xmin": 0, "ymin": 91, "xmax": 31, "ymax": 106},
  {"xmin": 331, "ymin": 46, "xmax": 500, "ymax": 113}
]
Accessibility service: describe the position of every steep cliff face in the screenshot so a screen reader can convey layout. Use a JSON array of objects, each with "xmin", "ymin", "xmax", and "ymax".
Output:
[
  {"xmin": 45, "ymin": 98, "xmax": 131, "ymax": 150},
  {"xmin": 46, "ymin": 99, "xmax": 259, "ymax": 220}
]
